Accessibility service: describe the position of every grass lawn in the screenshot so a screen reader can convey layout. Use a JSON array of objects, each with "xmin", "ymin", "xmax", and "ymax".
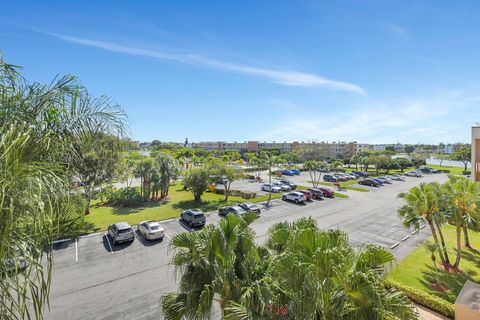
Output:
[
  {"xmin": 86, "ymin": 184, "xmax": 286, "ymax": 232},
  {"xmin": 427, "ymin": 164, "xmax": 467, "ymax": 175},
  {"xmin": 388, "ymin": 224, "xmax": 480, "ymax": 304},
  {"xmin": 316, "ymin": 181, "xmax": 370, "ymax": 192}
]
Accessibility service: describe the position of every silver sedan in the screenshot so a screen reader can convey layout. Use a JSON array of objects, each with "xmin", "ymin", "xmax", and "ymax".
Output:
[{"xmin": 138, "ymin": 220, "xmax": 165, "ymax": 240}]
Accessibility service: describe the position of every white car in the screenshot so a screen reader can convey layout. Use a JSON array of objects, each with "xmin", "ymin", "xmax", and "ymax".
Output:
[
  {"xmin": 388, "ymin": 175, "xmax": 405, "ymax": 181},
  {"xmin": 405, "ymin": 171, "xmax": 423, "ymax": 177},
  {"xmin": 138, "ymin": 220, "xmax": 165, "ymax": 240},
  {"xmin": 272, "ymin": 181, "xmax": 291, "ymax": 191},
  {"xmin": 282, "ymin": 191, "xmax": 307, "ymax": 204},
  {"xmin": 261, "ymin": 183, "xmax": 282, "ymax": 193}
]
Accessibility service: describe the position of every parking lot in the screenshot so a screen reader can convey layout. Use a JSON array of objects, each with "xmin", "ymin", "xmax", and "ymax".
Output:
[{"xmin": 45, "ymin": 173, "xmax": 448, "ymax": 320}]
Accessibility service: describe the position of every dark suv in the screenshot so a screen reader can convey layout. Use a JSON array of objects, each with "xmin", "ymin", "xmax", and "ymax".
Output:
[
  {"xmin": 219, "ymin": 205, "xmax": 246, "ymax": 217},
  {"xmin": 181, "ymin": 210, "xmax": 206, "ymax": 227},
  {"xmin": 308, "ymin": 188, "xmax": 324, "ymax": 199},
  {"xmin": 280, "ymin": 179, "xmax": 297, "ymax": 190},
  {"xmin": 108, "ymin": 222, "xmax": 135, "ymax": 245}
]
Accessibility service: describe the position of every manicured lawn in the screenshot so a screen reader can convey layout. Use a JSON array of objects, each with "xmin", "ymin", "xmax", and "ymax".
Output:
[
  {"xmin": 86, "ymin": 184, "xmax": 284, "ymax": 231},
  {"xmin": 388, "ymin": 224, "xmax": 480, "ymax": 304},
  {"xmin": 316, "ymin": 181, "xmax": 370, "ymax": 192},
  {"xmin": 427, "ymin": 164, "xmax": 467, "ymax": 175}
]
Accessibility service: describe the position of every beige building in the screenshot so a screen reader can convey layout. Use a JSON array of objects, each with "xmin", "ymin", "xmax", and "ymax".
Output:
[{"xmin": 472, "ymin": 126, "xmax": 480, "ymax": 182}]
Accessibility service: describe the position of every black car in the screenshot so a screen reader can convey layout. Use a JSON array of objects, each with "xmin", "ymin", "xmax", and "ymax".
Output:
[
  {"xmin": 358, "ymin": 179, "xmax": 380, "ymax": 187},
  {"xmin": 237, "ymin": 202, "xmax": 261, "ymax": 214},
  {"xmin": 218, "ymin": 205, "xmax": 247, "ymax": 217},
  {"xmin": 352, "ymin": 171, "xmax": 368, "ymax": 177},
  {"xmin": 181, "ymin": 209, "xmax": 206, "ymax": 227},
  {"xmin": 280, "ymin": 179, "xmax": 297, "ymax": 190},
  {"xmin": 308, "ymin": 188, "xmax": 324, "ymax": 199}
]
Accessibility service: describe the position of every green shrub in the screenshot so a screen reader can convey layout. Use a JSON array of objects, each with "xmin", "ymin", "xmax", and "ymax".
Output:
[
  {"xmin": 241, "ymin": 191, "xmax": 256, "ymax": 199},
  {"xmin": 384, "ymin": 279, "xmax": 454, "ymax": 318},
  {"xmin": 108, "ymin": 187, "xmax": 144, "ymax": 207},
  {"xmin": 463, "ymin": 170, "xmax": 471, "ymax": 175},
  {"xmin": 438, "ymin": 169, "xmax": 451, "ymax": 174}
]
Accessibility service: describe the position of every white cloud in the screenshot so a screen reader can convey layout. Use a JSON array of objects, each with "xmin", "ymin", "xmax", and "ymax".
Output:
[
  {"xmin": 45, "ymin": 32, "xmax": 366, "ymax": 95},
  {"xmin": 259, "ymin": 90, "xmax": 479, "ymax": 143}
]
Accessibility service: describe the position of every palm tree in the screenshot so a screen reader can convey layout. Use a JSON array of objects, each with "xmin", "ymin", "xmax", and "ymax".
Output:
[
  {"xmin": 266, "ymin": 218, "xmax": 417, "ymax": 319},
  {"xmin": 442, "ymin": 176, "xmax": 479, "ymax": 268},
  {"xmin": 398, "ymin": 183, "xmax": 451, "ymax": 271},
  {"xmin": 424, "ymin": 241, "xmax": 441, "ymax": 287},
  {"xmin": 0, "ymin": 55, "xmax": 128, "ymax": 319},
  {"xmin": 161, "ymin": 212, "xmax": 268, "ymax": 319}
]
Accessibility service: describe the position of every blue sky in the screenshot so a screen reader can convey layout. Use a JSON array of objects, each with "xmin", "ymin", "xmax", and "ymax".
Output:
[{"xmin": 1, "ymin": 0, "xmax": 479, "ymax": 144}]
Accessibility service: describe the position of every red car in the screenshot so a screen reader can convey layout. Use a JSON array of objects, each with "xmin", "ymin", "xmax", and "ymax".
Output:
[
  {"xmin": 298, "ymin": 189, "xmax": 312, "ymax": 201},
  {"xmin": 318, "ymin": 187, "xmax": 334, "ymax": 198}
]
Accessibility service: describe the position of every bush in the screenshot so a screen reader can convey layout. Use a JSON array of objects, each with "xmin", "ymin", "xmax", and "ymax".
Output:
[
  {"xmin": 438, "ymin": 169, "xmax": 450, "ymax": 174},
  {"xmin": 463, "ymin": 170, "xmax": 471, "ymax": 175},
  {"xmin": 384, "ymin": 279, "xmax": 454, "ymax": 318},
  {"xmin": 108, "ymin": 187, "xmax": 144, "ymax": 207},
  {"xmin": 241, "ymin": 191, "xmax": 256, "ymax": 199}
]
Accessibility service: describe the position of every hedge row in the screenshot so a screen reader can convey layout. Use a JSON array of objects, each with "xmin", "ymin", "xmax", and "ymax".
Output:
[
  {"xmin": 214, "ymin": 188, "xmax": 257, "ymax": 199},
  {"xmin": 384, "ymin": 279, "xmax": 454, "ymax": 318}
]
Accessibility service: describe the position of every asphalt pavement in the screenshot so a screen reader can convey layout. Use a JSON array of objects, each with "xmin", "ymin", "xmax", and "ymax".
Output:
[{"xmin": 45, "ymin": 173, "xmax": 448, "ymax": 320}]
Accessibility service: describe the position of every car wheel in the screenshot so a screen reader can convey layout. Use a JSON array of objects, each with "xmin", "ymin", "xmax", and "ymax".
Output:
[
  {"xmin": 295, "ymin": 199, "xmax": 299, "ymax": 204},
  {"xmin": 282, "ymin": 196, "xmax": 286, "ymax": 201}
]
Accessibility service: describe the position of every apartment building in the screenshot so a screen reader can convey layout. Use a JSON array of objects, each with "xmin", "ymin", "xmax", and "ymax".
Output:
[{"xmin": 189, "ymin": 140, "xmax": 369, "ymax": 158}]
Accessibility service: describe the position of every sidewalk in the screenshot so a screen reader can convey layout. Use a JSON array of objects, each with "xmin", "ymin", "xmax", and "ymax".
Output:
[{"xmin": 416, "ymin": 304, "xmax": 451, "ymax": 320}]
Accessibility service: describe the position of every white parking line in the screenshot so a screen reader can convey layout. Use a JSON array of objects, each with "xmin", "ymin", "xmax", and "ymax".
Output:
[
  {"xmin": 75, "ymin": 238, "xmax": 78, "ymax": 262},
  {"xmin": 104, "ymin": 233, "xmax": 113, "ymax": 253},
  {"xmin": 164, "ymin": 233, "xmax": 172, "ymax": 240}
]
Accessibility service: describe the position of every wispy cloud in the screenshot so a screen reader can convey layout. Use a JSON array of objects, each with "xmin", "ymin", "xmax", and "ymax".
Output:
[
  {"xmin": 385, "ymin": 22, "xmax": 409, "ymax": 39},
  {"xmin": 44, "ymin": 32, "xmax": 366, "ymax": 94},
  {"xmin": 260, "ymin": 90, "xmax": 479, "ymax": 143}
]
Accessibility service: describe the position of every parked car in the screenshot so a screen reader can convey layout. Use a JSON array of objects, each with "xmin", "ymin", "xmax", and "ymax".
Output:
[
  {"xmin": 318, "ymin": 187, "xmax": 335, "ymax": 198},
  {"xmin": 138, "ymin": 220, "xmax": 165, "ymax": 240},
  {"xmin": 237, "ymin": 202, "xmax": 261, "ymax": 214},
  {"xmin": 388, "ymin": 175, "xmax": 405, "ymax": 181},
  {"xmin": 261, "ymin": 183, "xmax": 282, "ymax": 193},
  {"xmin": 371, "ymin": 178, "xmax": 384, "ymax": 185},
  {"xmin": 333, "ymin": 174, "xmax": 348, "ymax": 182},
  {"xmin": 272, "ymin": 181, "xmax": 291, "ymax": 191},
  {"xmin": 282, "ymin": 169, "xmax": 295, "ymax": 176},
  {"xmin": 376, "ymin": 177, "xmax": 391, "ymax": 184},
  {"xmin": 108, "ymin": 222, "xmax": 135, "ymax": 245},
  {"xmin": 298, "ymin": 189, "xmax": 312, "ymax": 201},
  {"xmin": 219, "ymin": 205, "xmax": 247, "ymax": 217},
  {"xmin": 308, "ymin": 188, "xmax": 324, "ymax": 199},
  {"xmin": 419, "ymin": 166, "xmax": 439, "ymax": 174},
  {"xmin": 323, "ymin": 174, "xmax": 337, "ymax": 182},
  {"xmin": 181, "ymin": 209, "xmax": 206, "ymax": 227},
  {"xmin": 3, "ymin": 256, "xmax": 29, "ymax": 273},
  {"xmin": 343, "ymin": 173, "xmax": 358, "ymax": 180},
  {"xmin": 280, "ymin": 179, "xmax": 297, "ymax": 190},
  {"xmin": 291, "ymin": 169, "xmax": 301, "ymax": 175},
  {"xmin": 282, "ymin": 191, "xmax": 307, "ymax": 204},
  {"xmin": 358, "ymin": 179, "xmax": 380, "ymax": 187},
  {"xmin": 405, "ymin": 171, "xmax": 423, "ymax": 177},
  {"xmin": 352, "ymin": 171, "xmax": 369, "ymax": 177}
]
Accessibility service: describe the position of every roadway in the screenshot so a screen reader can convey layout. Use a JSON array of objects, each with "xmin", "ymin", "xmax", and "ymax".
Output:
[{"xmin": 45, "ymin": 173, "xmax": 448, "ymax": 320}]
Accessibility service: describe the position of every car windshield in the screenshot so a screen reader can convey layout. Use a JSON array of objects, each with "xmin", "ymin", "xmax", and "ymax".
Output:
[
  {"xmin": 149, "ymin": 224, "xmax": 160, "ymax": 231},
  {"xmin": 118, "ymin": 228, "xmax": 132, "ymax": 234}
]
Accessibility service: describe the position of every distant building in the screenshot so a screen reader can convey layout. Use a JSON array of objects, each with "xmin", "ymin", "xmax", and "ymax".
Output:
[
  {"xmin": 472, "ymin": 126, "xmax": 480, "ymax": 181},
  {"xmin": 189, "ymin": 140, "xmax": 370, "ymax": 158},
  {"xmin": 443, "ymin": 144, "xmax": 454, "ymax": 155}
]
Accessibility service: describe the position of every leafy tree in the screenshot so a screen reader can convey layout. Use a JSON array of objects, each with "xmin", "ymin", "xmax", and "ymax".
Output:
[
  {"xmin": 395, "ymin": 157, "xmax": 413, "ymax": 172},
  {"xmin": 385, "ymin": 145, "xmax": 395, "ymax": 152},
  {"xmin": 372, "ymin": 155, "xmax": 394, "ymax": 174},
  {"xmin": 360, "ymin": 156, "xmax": 372, "ymax": 171},
  {"xmin": 209, "ymin": 162, "xmax": 244, "ymax": 201},
  {"xmin": 135, "ymin": 157, "xmax": 155, "ymax": 199},
  {"xmin": 398, "ymin": 183, "xmax": 451, "ymax": 271},
  {"xmin": 451, "ymin": 147, "xmax": 471, "ymax": 171},
  {"xmin": 330, "ymin": 160, "xmax": 343, "ymax": 172},
  {"xmin": 350, "ymin": 154, "xmax": 360, "ymax": 170},
  {"xmin": 434, "ymin": 154, "xmax": 449, "ymax": 167},
  {"xmin": 405, "ymin": 145, "xmax": 415, "ymax": 154},
  {"xmin": 75, "ymin": 133, "xmax": 123, "ymax": 214},
  {"xmin": 258, "ymin": 153, "xmax": 278, "ymax": 206},
  {"xmin": 120, "ymin": 151, "xmax": 142, "ymax": 187},
  {"xmin": 184, "ymin": 167, "xmax": 211, "ymax": 201},
  {"xmin": 411, "ymin": 156, "xmax": 427, "ymax": 168}
]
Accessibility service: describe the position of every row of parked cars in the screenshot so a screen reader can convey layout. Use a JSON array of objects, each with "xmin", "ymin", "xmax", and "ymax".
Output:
[
  {"xmin": 107, "ymin": 220, "xmax": 166, "ymax": 245},
  {"xmin": 282, "ymin": 186, "xmax": 335, "ymax": 204}
]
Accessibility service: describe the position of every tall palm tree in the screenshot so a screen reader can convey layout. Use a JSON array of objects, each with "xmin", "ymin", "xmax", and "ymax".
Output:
[
  {"xmin": 442, "ymin": 176, "xmax": 479, "ymax": 268},
  {"xmin": 161, "ymin": 212, "xmax": 268, "ymax": 319},
  {"xmin": 398, "ymin": 183, "xmax": 451, "ymax": 271},
  {"xmin": 424, "ymin": 241, "xmax": 441, "ymax": 287},
  {"xmin": 266, "ymin": 218, "xmax": 417, "ymax": 319}
]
